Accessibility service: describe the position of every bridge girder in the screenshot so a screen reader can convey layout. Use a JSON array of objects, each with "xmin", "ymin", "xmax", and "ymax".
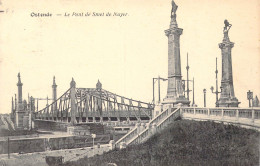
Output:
[{"xmin": 35, "ymin": 86, "xmax": 153, "ymax": 124}]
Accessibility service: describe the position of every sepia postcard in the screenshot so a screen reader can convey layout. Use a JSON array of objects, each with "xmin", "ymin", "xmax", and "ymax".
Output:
[{"xmin": 0, "ymin": 0, "xmax": 259, "ymax": 165}]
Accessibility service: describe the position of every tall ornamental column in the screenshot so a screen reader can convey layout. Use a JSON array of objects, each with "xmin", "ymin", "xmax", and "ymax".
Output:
[
  {"xmin": 16, "ymin": 73, "xmax": 25, "ymax": 128},
  {"xmin": 52, "ymin": 76, "xmax": 57, "ymax": 102},
  {"xmin": 52, "ymin": 76, "xmax": 57, "ymax": 112},
  {"xmin": 217, "ymin": 20, "xmax": 239, "ymax": 107},
  {"xmin": 17, "ymin": 73, "xmax": 23, "ymax": 105},
  {"xmin": 163, "ymin": 0, "xmax": 190, "ymax": 106},
  {"xmin": 70, "ymin": 78, "xmax": 78, "ymax": 125}
]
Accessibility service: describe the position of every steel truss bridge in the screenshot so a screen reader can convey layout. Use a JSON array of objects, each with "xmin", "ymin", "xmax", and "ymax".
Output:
[{"xmin": 35, "ymin": 79, "xmax": 153, "ymax": 124}]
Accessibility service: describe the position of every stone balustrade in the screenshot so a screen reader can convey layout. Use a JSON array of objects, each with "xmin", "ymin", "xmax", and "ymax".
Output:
[
  {"xmin": 181, "ymin": 107, "xmax": 260, "ymax": 130},
  {"xmin": 111, "ymin": 106, "xmax": 260, "ymax": 151},
  {"xmin": 114, "ymin": 106, "xmax": 175, "ymax": 148},
  {"xmin": 115, "ymin": 107, "xmax": 181, "ymax": 148}
]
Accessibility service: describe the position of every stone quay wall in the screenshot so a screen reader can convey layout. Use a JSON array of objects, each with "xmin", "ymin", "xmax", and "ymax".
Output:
[{"xmin": 0, "ymin": 135, "xmax": 110, "ymax": 154}]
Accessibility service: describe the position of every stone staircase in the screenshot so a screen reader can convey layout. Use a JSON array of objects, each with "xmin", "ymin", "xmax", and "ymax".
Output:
[
  {"xmin": 115, "ymin": 106, "xmax": 181, "ymax": 148},
  {"xmin": 4, "ymin": 116, "xmax": 15, "ymax": 130},
  {"xmin": 0, "ymin": 115, "xmax": 9, "ymax": 130}
]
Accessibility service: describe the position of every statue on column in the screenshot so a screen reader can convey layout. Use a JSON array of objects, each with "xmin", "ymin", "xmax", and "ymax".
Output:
[
  {"xmin": 223, "ymin": 19, "xmax": 232, "ymax": 42},
  {"xmin": 171, "ymin": 0, "xmax": 178, "ymax": 18},
  {"xmin": 170, "ymin": 0, "xmax": 178, "ymax": 28}
]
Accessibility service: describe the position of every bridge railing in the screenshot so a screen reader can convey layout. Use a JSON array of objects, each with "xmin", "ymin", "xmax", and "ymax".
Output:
[
  {"xmin": 115, "ymin": 107, "xmax": 180, "ymax": 148},
  {"xmin": 4, "ymin": 116, "xmax": 15, "ymax": 130},
  {"xmin": 128, "ymin": 107, "xmax": 180, "ymax": 145},
  {"xmin": 114, "ymin": 126, "xmax": 138, "ymax": 147},
  {"xmin": 0, "ymin": 115, "xmax": 8, "ymax": 129},
  {"xmin": 181, "ymin": 107, "xmax": 260, "ymax": 128},
  {"xmin": 115, "ymin": 107, "xmax": 174, "ymax": 148}
]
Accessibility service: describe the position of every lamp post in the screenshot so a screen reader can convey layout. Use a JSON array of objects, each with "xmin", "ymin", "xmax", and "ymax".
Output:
[
  {"xmin": 192, "ymin": 77, "xmax": 195, "ymax": 106},
  {"xmin": 203, "ymin": 89, "xmax": 207, "ymax": 107},
  {"xmin": 182, "ymin": 53, "xmax": 192, "ymax": 101},
  {"xmin": 183, "ymin": 77, "xmax": 195, "ymax": 106},
  {"xmin": 91, "ymin": 134, "xmax": 96, "ymax": 156},
  {"xmin": 210, "ymin": 58, "xmax": 221, "ymax": 107},
  {"xmin": 152, "ymin": 76, "xmax": 167, "ymax": 104},
  {"xmin": 186, "ymin": 53, "xmax": 190, "ymax": 100},
  {"xmin": 247, "ymin": 90, "xmax": 253, "ymax": 107}
]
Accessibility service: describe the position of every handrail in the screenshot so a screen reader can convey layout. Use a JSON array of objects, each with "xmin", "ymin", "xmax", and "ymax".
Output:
[
  {"xmin": 4, "ymin": 116, "xmax": 15, "ymax": 130},
  {"xmin": 128, "ymin": 108, "xmax": 180, "ymax": 145},
  {"xmin": 115, "ymin": 107, "xmax": 175, "ymax": 147},
  {"xmin": 181, "ymin": 107, "xmax": 260, "ymax": 110},
  {"xmin": 181, "ymin": 107, "xmax": 260, "ymax": 129},
  {"xmin": 157, "ymin": 108, "xmax": 180, "ymax": 127},
  {"xmin": 0, "ymin": 115, "xmax": 8, "ymax": 129},
  {"xmin": 115, "ymin": 126, "xmax": 138, "ymax": 146}
]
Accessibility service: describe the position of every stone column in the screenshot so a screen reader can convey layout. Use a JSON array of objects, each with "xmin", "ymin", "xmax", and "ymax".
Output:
[
  {"xmin": 109, "ymin": 140, "xmax": 115, "ymax": 150},
  {"xmin": 217, "ymin": 20, "xmax": 239, "ymax": 107},
  {"xmin": 52, "ymin": 76, "xmax": 57, "ymax": 118},
  {"xmin": 17, "ymin": 73, "xmax": 23, "ymax": 104},
  {"xmin": 70, "ymin": 78, "xmax": 77, "ymax": 125},
  {"xmin": 119, "ymin": 142, "xmax": 126, "ymax": 149},
  {"xmin": 163, "ymin": 0, "xmax": 190, "ymax": 106},
  {"xmin": 52, "ymin": 76, "xmax": 57, "ymax": 102},
  {"xmin": 16, "ymin": 73, "xmax": 25, "ymax": 128}
]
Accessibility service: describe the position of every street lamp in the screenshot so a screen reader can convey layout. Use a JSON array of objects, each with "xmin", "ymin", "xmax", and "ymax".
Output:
[
  {"xmin": 210, "ymin": 58, "xmax": 221, "ymax": 107},
  {"xmin": 91, "ymin": 133, "xmax": 96, "ymax": 157},
  {"xmin": 183, "ymin": 77, "xmax": 195, "ymax": 106},
  {"xmin": 247, "ymin": 90, "xmax": 253, "ymax": 107},
  {"xmin": 192, "ymin": 77, "xmax": 195, "ymax": 106},
  {"xmin": 182, "ymin": 53, "xmax": 193, "ymax": 101},
  {"xmin": 152, "ymin": 76, "xmax": 167, "ymax": 104},
  {"xmin": 91, "ymin": 133, "xmax": 96, "ymax": 148},
  {"xmin": 203, "ymin": 89, "xmax": 207, "ymax": 107}
]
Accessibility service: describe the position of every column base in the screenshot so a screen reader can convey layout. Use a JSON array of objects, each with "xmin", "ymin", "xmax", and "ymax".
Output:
[
  {"xmin": 217, "ymin": 97, "xmax": 240, "ymax": 107},
  {"xmin": 162, "ymin": 96, "xmax": 190, "ymax": 107}
]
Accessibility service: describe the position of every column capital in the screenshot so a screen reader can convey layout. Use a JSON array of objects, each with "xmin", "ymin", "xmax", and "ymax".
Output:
[
  {"xmin": 52, "ymin": 76, "xmax": 57, "ymax": 88},
  {"xmin": 219, "ymin": 42, "xmax": 234, "ymax": 49},
  {"xmin": 165, "ymin": 27, "xmax": 183, "ymax": 37}
]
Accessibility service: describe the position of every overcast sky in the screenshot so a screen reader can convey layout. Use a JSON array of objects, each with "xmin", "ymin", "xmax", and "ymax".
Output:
[{"xmin": 0, "ymin": 0, "xmax": 259, "ymax": 113}]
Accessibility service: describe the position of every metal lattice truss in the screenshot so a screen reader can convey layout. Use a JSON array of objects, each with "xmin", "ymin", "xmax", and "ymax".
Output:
[{"xmin": 35, "ymin": 87, "xmax": 153, "ymax": 123}]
